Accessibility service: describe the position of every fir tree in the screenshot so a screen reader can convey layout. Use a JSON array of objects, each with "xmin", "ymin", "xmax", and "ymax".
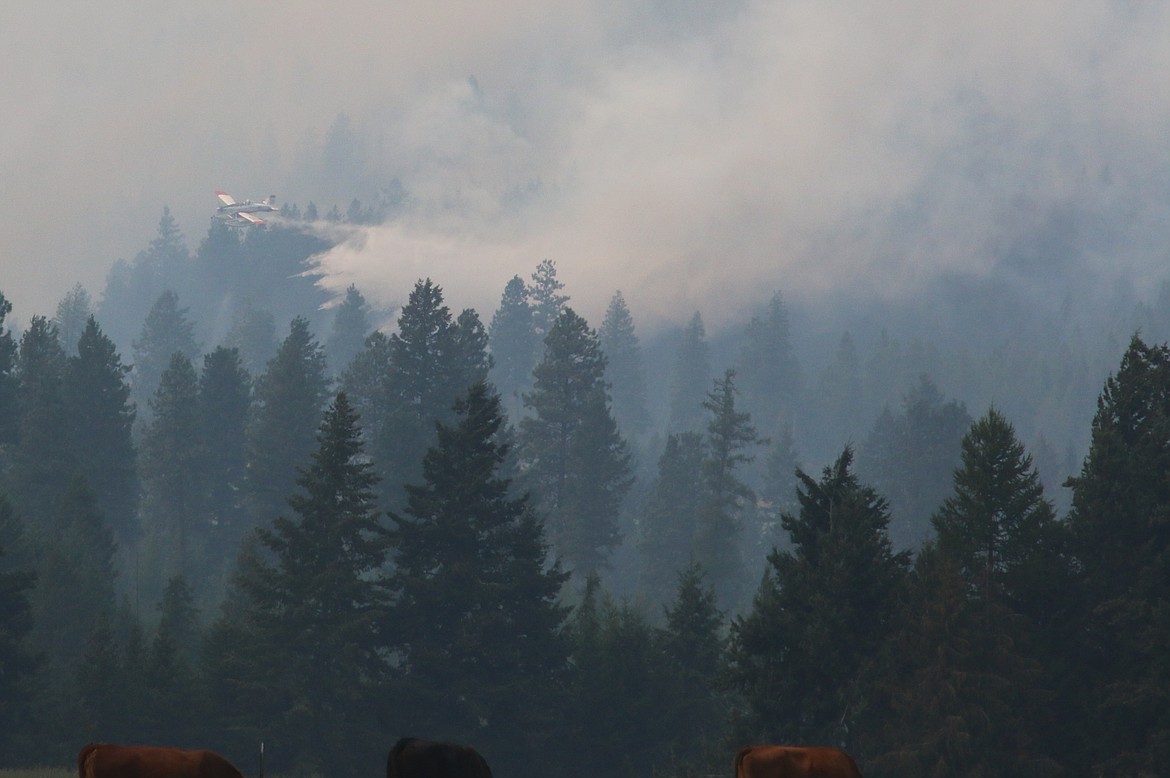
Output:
[
  {"xmin": 140, "ymin": 352, "xmax": 206, "ymax": 596},
  {"xmin": 488, "ymin": 275, "xmax": 537, "ymax": 422},
  {"xmin": 696, "ymin": 369, "xmax": 764, "ymax": 608},
  {"xmin": 386, "ymin": 382, "xmax": 571, "ymax": 773},
  {"xmin": 727, "ymin": 448, "xmax": 910, "ymax": 750},
  {"xmin": 244, "ymin": 316, "xmax": 330, "ymax": 530},
  {"xmin": 736, "ymin": 291, "xmax": 800, "ymax": 438},
  {"xmin": 326, "ymin": 284, "xmax": 372, "ymax": 378},
  {"xmin": 53, "ymin": 284, "xmax": 94, "ymax": 357},
  {"xmin": 223, "ymin": 299, "xmax": 277, "ymax": 378},
  {"xmin": 131, "ymin": 290, "xmax": 200, "ymax": 413},
  {"xmin": 63, "ymin": 317, "xmax": 137, "ymax": 540},
  {"xmin": 599, "ymin": 291, "xmax": 650, "ymax": 437},
  {"xmin": 528, "ymin": 259, "xmax": 569, "ymax": 348},
  {"xmin": 519, "ymin": 308, "xmax": 632, "ymax": 578},
  {"xmin": 0, "ymin": 494, "xmax": 37, "ymax": 759},
  {"xmin": 637, "ymin": 432, "xmax": 706, "ymax": 602},
  {"xmin": 0, "ymin": 291, "xmax": 17, "ymax": 446},
  {"xmin": 213, "ymin": 392, "xmax": 391, "ymax": 778},
  {"xmin": 668, "ymin": 312, "xmax": 712, "ymax": 433}
]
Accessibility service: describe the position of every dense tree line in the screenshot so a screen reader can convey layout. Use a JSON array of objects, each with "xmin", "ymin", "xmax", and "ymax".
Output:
[{"xmin": 1, "ymin": 215, "xmax": 1170, "ymax": 777}]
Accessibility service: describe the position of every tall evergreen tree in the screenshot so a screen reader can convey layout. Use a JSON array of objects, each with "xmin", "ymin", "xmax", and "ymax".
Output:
[
  {"xmin": 727, "ymin": 448, "xmax": 910, "ymax": 750},
  {"xmin": 0, "ymin": 494, "xmax": 37, "ymax": 760},
  {"xmin": 63, "ymin": 317, "xmax": 137, "ymax": 540},
  {"xmin": 488, "ymin": 275, "xmax": 537, "ymax": 422},
  {"xmin": 223, "ymin": 299, "xmax": 278, "ymax": 378},
  {"xmin": 198, "ymin": 346, "xmax": 252, "ymax": 593},
  {"xmin": 668, "ymin": 312, "xmax": 712, "ymax": 433},
  {"xmin": 244, "ymin": 316, "xmax": 330, "ymax": 530},
  {"xmin": 858, "ymin": 375, "xmax": 970, "ymax": 550},
  {"xmin": 0, "ymin": 291, "xmax": 21, "ymax": 446},
  {"xmin": 637, "ymin": 432, "xmax": 706, "ymax": 602},
  {"xmin": 130, "ymin": 290, "xmax": 200, "ymax": 414},
  {"xmin": 736, "ymin": 291, "xmax": 801, "ymax": 438},
  {"xmin": 656, "ymin": 562, "xmax": 727, "ymax": 772},
  {"xmin": 211, "ymin": 392, "xmax": 391, "ymax": 778},
  {"xmin": 527, "ymin": 259, "xmax": 569, "ymax": 348},
  {"xmin": 599, "ymin": 291, "xmax": 651, "ymax": 437},
  {"xmin": 1064, "ymin": 335, "xmax": 1170, "ymax": 774},
  {"xmin": 519, "ymin": 308, "xmax": 632, "ymax": 578},
  {"xmin": 326, "ymin": 284, "xmax": 372, "ymax": 378},
  {"xmin": 8, "ymin": 316, "xmax": 71, "ymax": 532},
  {"xmin": 53, "ymin": 284, "xmax": 94, "ymax": 357},
  {"xmin": 811, "ymin": 331, "xmax": 866, "ymax": 459},
  {"xmin": 139, "ymin": 353, "xmax": 206, "ymax": 598},
  {"xmin": 696, "ymin": 369, "xmax": 764, "ymax": 608},
  {"xmin": 386, "ymin": 382, "xmax": 571, "ymax": 773}
]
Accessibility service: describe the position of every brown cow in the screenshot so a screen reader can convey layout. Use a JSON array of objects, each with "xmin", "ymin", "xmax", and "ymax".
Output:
[
  {"xmin": 386, "ymin": 737, "xmax": 493, "ymax": 778},
  {"xmin": 78, "ymin": 744, "xmax": 247, "ymax": 778},
  {"xmin": 735, "ymin": 745, "xmax": 863, "ymax": 778}
]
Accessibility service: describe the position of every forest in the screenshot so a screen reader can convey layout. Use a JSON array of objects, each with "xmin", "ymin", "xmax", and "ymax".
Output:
[{"xmin": 2, "ymin": 209, "xmax": 1170, "ymax": 778}]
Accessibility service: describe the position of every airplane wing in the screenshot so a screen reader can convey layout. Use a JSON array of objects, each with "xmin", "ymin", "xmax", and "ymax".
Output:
[
  {"xmin": 237, "ymin": 211, "xmax": 264, "ymax": 225},
  {"xmin": 215, "ymin": 191, "xmax": 237, "ymax": 206}
]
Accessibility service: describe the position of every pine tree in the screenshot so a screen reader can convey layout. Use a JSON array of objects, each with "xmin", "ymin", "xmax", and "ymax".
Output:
[
  {"xmin": 519, "ymin": 308, "xmax": 632, "ymax": 577},
  {"xmin": 668, "ymin": 312, "xmax": 711, "ymax": 433},
  {"xmin": 63, "ymin": 317, "xmax": 137, "ymax": 540},
  {"xmin": 0, "ymin": 494, "xmax": 37, "ymax": 758},
  {"xmin": 1064, "ymin": 335, "xmax": 1170, "ymax": 774},
  {"xmin": 53, "ymin": 284, "xmax": 94, "ymax": 357},
  {"xmin": 213, "ymin": 392, "xmax": 391, "ymax": 778},
  {"xmin": 858, "ymin": 375, "xmax": 970, "ymax": 550},
  {"xmin": 244, "ymin": 316, "xmax": 330, "ymax": 529},
  {"xmin": 736, "ymin": 291, "xmax": 800, "ymax": 438},
  {"xmin": 637, "ymin": 432, "xmax": 706, "ymax": 602},
  {"xmin": 223, "ymin": 299, "xmax": 278, "ymax": 378},
  {"xmin": 599, "ymin": 291, "xmax": 650, "ymax": 437},
  {"xmin": 9, "ymin": 316, "xmax": 71, "ymax": 526},
  {"xmin": 131, "ymin": 290, "xmax": 200, "ymax": 414},
  {"xmin": 0, "ymin": 291, "xmax": 22, "ymax": 446},
  {"xmin": 656, "ymin": 562, "xmax": 727, "ymax": 771},
  {"xmin": 140, "ymin": 352, "xmax": 206, "ymax": 597},
  {"xmin": 198, "ymin": 346, "xmax": 251, "ymax": 592},
  {"xmin": 326, "ymin": 284, "xmax": 372, "ymax": 378},
  {"xmin": 727, "ymin": 447, "xmax": 910, "ymax": 750},
  {"xmin": 696, "ymin": 369, "xmax": 764, "ymax": 608},
  {"xmin": 386, "ymin": 382, "xmax": 571, "ymax": 772},
  {"xmin": 527, "ymin": 259, "xmax": 569, "ymax": 348},
  {"xmin": 488, "ymin": 275, "xmax": 537, "ymax": 422}
]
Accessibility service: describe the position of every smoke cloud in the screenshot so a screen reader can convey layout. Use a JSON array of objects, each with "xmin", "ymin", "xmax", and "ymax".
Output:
[{"xmin": 3, "ymin": 1, "xmax": 1168, "ymax": 331}]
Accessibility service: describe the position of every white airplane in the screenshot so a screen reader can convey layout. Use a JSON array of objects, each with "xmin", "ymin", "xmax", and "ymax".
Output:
[{"xmin": 213, "ymin": 191, "xmax": 278, "ymax": 227}]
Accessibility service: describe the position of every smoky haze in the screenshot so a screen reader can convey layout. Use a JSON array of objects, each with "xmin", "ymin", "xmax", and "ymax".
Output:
[{"xmin": 2, "ymin": 1, "xmax": 1168, "ymax": 331}]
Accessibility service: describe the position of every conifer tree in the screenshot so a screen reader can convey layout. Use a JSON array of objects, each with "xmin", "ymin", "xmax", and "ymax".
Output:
[
  {"xmin": 696, "ymin": 369, "xmax": 764, "ymax": 608},
  {"xmin": 244, "ymin": 316, "xmax": 329, "ymax": 529},
  {"xmin": 727, "ymin": 448, "xmax": 910, "ymax": 750},
  {"xmin": 224, "ymin": 299, "xmax": 277, "ymax": 377},
  {"xmin": 326, "ymin": 284, "xmax": 372, "ymax": 378},
  {"xmin": 140, "ymin": 352, "xmax": 206, "ymax": 595},
  {"xmin": 637, "ymin": 432, "xmax": 706, "ymax": 601},
  {"xmin": 668, "ymin": 312, "xmax": 712, "ymax": 433},
  {"xmin": 10, "ymin": 316, "xmax": 71, "ymax": 526},
  {"xmin": 599, "ymin": 290, "xmax": 650, "ymax": 437},
  {"xmin": 213, "ymin": 392, "xmax": 390, "ymax": 778},
  {"xmin": 1064, "ymin": 335, "xmax": 1170, "ymax": 774},
  {"xmin": 736, "ymin": 291, "xmax": 800, "ymax": 438},
  {"xmin": 53, "ymin": 284, "xmax": 94, "ymax": 358},
  {"xmin": 131, "ymin": 290, "xmax": 200, "ymax": 413},
  {"xmin": 0, "ymin": 291, "xmax": 22, "ymax": 446},
  {"xmin": 488, "ymin": 275, "xmax": 537, "ymax": 421},
  {"xmin": 198, "ymin": 346, "xmax": 251, "ymax": 589},
  {"xmin": 63, "ymin": 317, "xmax": 137, "ymax": 540},
  {"xmin": 386, "ymin": 382, "xmax": 570, "ymax": 772},
  {"xmin": 519, "ymin": 308, "xmax": 632, "ymax": 577},
  {"xmin": 527, "ymin": 259, "xmax": 569, "ymax": 348},
  {"xmin": 0, "ymin": 494, "xmax": 37, "ymax": 758}
]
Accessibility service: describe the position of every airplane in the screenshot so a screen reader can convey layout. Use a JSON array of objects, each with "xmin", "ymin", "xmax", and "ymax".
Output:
[{"xmin": 213, "ymin": 191, "xmax": 278, "ymax": 227}]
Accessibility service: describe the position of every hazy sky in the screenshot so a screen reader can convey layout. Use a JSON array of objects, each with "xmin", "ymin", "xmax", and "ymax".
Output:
[{"xmin": 3, "ymin": 1, "xmax": 1168, "ymax": 332}]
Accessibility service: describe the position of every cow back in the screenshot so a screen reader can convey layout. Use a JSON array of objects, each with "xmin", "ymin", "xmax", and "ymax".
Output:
[
  {"xmin": 78, "ymin": 744, "xmax": 245, "ymax": 778},
  {"xmin": 387, "ymin": 737, "xmax": 493, "ymax": 778},
  {"xmin": 735, "ymin": 745, "xmax": 863, "ymax": 778}
]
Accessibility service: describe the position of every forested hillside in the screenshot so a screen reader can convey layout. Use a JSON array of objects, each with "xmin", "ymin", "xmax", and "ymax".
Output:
[{"xmin": 2, "ymin": 213, "xmax": 1169, "ymax": 777}]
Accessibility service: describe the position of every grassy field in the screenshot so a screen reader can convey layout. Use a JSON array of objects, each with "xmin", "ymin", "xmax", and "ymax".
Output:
[{"xmin": 0, "ymin": 769, "xmax": 72, "ymax": 778}]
